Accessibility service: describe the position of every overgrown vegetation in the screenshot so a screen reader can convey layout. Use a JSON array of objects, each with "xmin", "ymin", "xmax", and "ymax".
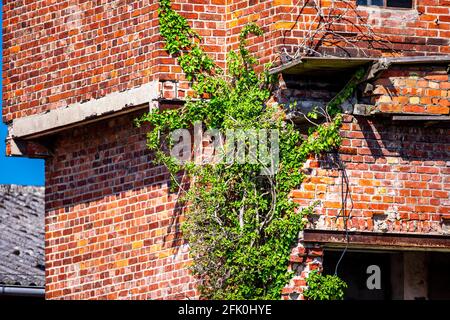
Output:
[
  {"xmin": 303, "ymin": 270, "xmax": 348, "ymax": 300},
  {"xmin": 136, "ymin": 0, "xmax": 360, "ymax": 299}
]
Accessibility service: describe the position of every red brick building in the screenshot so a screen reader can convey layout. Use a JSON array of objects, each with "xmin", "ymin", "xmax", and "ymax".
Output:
[{"xmin": 2, "ymin": 0, "xmax": 449, "ymax": 299}]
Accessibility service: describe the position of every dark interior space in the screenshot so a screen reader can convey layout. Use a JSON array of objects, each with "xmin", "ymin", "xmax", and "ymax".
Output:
[
  {"xmin": 323, "ymin": 250, "xmax": 392, "ymax": 300},
  {"xmin": 428, "ymin": 252, "xmax": 450, "ymax": 300},
  {"xmin": 323, "ymin": 249, "xmax": 450, "ymax": 300}
]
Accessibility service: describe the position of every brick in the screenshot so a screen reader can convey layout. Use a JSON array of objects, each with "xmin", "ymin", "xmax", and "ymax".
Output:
[
  {"xmin": 427, "ymin": 105, "xmax": 449, "ymax": 114},
  {"xmin": 404, "ymin": 105, "xmax": 426, "ymax": 113},
  {"xmin": 10, "ymin": 45, "xmax": 20, "ymax": 53},
  {"xmin": 273, "ymin": 0, "xmax": 293, "ymax": 5},
  {"xmin": 132, "ymin": 241, "xmax": 144, "ymax": 249},
  {"xmin": 425, "ymin": 74, "xmax": 449, "ymax": 81},
  {"xmin": 409, "ymin": 97, "xmax": 420, "ymax": 104},
  {"xmin": 378, "ymin": 95, "xmax": 393, "ymax": 103}
]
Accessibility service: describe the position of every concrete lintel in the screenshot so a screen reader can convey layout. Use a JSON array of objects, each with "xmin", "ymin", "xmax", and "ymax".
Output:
[
  {"xmin": 10, "ymin": 81, "xmax": 160, "ymax": 140},
  {"xmin": 391, "ymin": 115, "xmax": 450, "ymax": 121},
  {"xmin": 303, "ymin": 229, "xmax": 450, "ymax": 251}
]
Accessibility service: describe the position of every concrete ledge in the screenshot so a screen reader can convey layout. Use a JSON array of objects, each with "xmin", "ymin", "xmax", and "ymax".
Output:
[
  {"xmin": 10, "ymin": 81, "xmax": 160, "ymax": 140},
  {"xmin": 6, "ymin": 139, "xmax": 51, "ymax": 159}
]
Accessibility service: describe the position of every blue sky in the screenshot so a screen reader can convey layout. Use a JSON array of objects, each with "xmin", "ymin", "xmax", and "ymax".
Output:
[{"xmin": 0, "ymin": 4, "xmax": 45, "ymax": 186}]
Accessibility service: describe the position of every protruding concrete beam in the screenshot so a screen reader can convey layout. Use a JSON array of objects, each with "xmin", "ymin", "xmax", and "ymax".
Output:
[
  {"xmin": 10, "ymin": 81, "xmax": 160, "ymax": 140},
  {"xmin": 5, "ymin": 137, "xmax": 51, "ymax": 158}
]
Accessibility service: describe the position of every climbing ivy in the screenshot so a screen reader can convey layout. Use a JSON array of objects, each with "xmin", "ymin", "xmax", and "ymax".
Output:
[
  {"xmin": 136, "ymin": 0, "xmax": 362, "ymax": 299},
  {"xmin": 303, "ymin": 270, "xmax": 348, "ymax": 300}
]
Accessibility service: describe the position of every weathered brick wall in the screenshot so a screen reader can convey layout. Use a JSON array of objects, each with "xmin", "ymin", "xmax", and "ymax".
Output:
[
  {"xmin": 282, "ymin": 243, "xmax": 323, "ymax": 300},
  {"xmin": 368, "ymin": 65, "xmax": 450, "ymax": 115},
  {"xmin": 226, "ymin": 0, "xmax": 450, "ymax": 62},
  {"xmin": 284, "ymin": 113, "xmax": 449, "ymax": 300},
  {"xmin": 44, "ymin": 103, "xmax": 450, "ymax": 300},
  {"xmin": 292, "ymin": 115, "xmax": 450, "ymax": 234},
  {"xmin": 2, "ymin": 0, "xmax": 228, "ymax": 122},
  {"xmin": 4, "ymin": 0, "xmax": 449, "ymax": 123},
  {"xmin": 45, "ymin": 111, "xmax": 198, "ymax": 299}
]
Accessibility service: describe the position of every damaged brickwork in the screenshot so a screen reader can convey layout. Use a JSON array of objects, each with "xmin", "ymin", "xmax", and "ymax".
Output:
[{"xmin": 292, "ymin": 115, "xmax": 449, "ymax": 234}]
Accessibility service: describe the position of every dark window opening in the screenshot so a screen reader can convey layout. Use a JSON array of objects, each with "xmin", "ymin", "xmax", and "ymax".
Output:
[
  {"xmin": 357, "ymin": 0, "xmax": 413, "ymax": 9},
  {"xmin": 323, "ymin": 250, "xmax": 450, "ymax": 300},
  {"xmin": 323, "ymin": 250, "xmax": 392, "ymax": 300}
]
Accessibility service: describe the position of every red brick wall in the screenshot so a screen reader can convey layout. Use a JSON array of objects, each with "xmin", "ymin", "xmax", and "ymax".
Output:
[
  {"xmin": 4, "ymin": 0, "xmax": 449, "ymax": 300},
  {"xmin": 4, "ymin": 0, "xmax": 449, "ymax": 123},
  {"xmin": 282, "ymin": 243, "xmax": 323, "ymax": 300},
  {"xmin": 292, "ymin": 115, "xmax": 450, "ymax": 234},
  {"xmin": 2, "ymin": 0, "xmax": 228, "ymax": 123},
  {"xmin": 226, "ymin": 0, "xmax": 450, "ymax": 63},
  {"xmin": 284, "ymin": 113, "xmax": 450, "ymax": 299},
  {"xmin": 45, "ymin": 111, "xmax": 197, "ymax": 299},
  {"xmin": 368, "ymin": 65, "xmax": 450, "ymax": 115},
  {"xmin": 45, "ymin": 111, "xmax": 449, "ymax": 299}
]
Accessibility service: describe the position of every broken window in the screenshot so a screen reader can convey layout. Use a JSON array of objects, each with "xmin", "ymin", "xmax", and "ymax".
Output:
[{"xmin": 357, "ymin": 0, "xmax": 413, "ymax": 9}]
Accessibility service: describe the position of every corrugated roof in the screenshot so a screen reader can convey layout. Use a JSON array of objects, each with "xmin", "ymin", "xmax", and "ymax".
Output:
[{"xmin": 0, "ymin": 185, "xmax": 45, "ymax": 287}]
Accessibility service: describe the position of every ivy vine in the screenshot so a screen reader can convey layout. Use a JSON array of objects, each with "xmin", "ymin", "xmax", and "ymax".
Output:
[
  {"xmin": 136, "ymin": 0, "xmax": 362, "ymax": 300},
  {"xmin": 303, "ymin": 270, "xmax": 348, "ymax": 300}
]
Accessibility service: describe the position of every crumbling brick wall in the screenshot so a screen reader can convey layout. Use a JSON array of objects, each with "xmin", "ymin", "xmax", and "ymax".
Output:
[
  {"xmin": 292, "ymin": 115, "xmax": 449, "ymax": 234},
  {"xmin": 282, "ymin": 243, "xmax": 324, "ymax": 300},
  {"xmin": 225, "ymin": 0, "xmax": 450, "ymax": 60},
  {"xmin": 367, "ymin": 65, "xmax": 450, "ymax": 115},
  {"xmin": 285, "ymin": 113, "xmax": 450, "ymax": 299}
]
